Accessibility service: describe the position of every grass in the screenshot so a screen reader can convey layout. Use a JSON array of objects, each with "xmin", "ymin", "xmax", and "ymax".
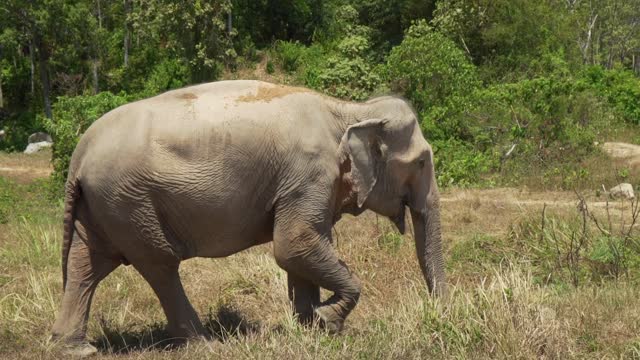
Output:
[{"xmin": 1, "ymin": 152, "xmax": 640, "ymax": 359}]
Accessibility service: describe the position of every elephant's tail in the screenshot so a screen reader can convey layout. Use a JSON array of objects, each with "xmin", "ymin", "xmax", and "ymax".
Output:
[{"xmin": 61, "ymin": 178, "xmax": 81, "ymax": 292}]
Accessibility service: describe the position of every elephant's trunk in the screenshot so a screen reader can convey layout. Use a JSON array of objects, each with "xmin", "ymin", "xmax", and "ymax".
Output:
[{"xmin": 410, "ymin": 192, "xmax": 447, "ymax": 297}]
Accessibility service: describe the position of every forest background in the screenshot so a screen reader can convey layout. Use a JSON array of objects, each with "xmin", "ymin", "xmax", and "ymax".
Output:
[{"xmin": 1, "ymin": 0, "xmax": 639, "ymax": 190}]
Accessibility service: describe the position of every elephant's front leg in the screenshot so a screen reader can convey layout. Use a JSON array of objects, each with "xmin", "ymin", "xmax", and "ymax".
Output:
[
  {"xmin": 287, "ymin": 273, "xmax": 320, "ymax": 324},
  {"xmin": 274, "ymin": 216, "xmax": 361, "ymax": 333}
]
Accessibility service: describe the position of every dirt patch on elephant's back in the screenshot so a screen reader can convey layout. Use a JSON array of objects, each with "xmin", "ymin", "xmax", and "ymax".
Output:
[
  {"xmin": 177, "ymin": 92, "xmax": 198, "ymax": 101},
  {"xmin": 236, "ymin": 84, "xmax": 311, "ymax": 103}
]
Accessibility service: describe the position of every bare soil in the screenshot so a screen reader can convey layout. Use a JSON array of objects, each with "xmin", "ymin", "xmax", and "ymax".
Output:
[
  {"xmin": 0, "ymin": 149, "xmax": 53, "ymax": 183},
  {"xmin": 602, "ymin": 142, "xmax": 640, "ymax": 167}
]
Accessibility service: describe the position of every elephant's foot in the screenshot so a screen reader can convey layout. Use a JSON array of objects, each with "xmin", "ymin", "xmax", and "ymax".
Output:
[
  {"xmin": 314, "ymin": 305, "xmax": 345, "ymax": 334},
  {"xmin": 50, "ymin": 331, "xmax": 97, "ymax": 358},
  {"xmin": 166, "ymin": 320, "xmax": 209, "ymax": 343},
  {"xmin": 62, "ymin": 342, "xmax": 98, "ymax": 358},
  {"xmin": 297, "ymin": 311, "xmax": 316, "ymax": 325}
]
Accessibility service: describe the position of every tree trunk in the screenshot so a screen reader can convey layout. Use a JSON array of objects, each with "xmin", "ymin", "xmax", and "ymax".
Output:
[
  {"xmin": 29, "ymin": 39, "xmax": 35, "ymax": 95},
  {"xmin": 35, "ymin": 34, "xmax": 52, "ymax": 119},
  {"xmin": 123, "ymin": 0, "xmax": 131, "ymax": 67},
  {"xmin": 92, "ymin": 60, "xmax": 99, "ymax": 94},
  {"xmin": 97, "ymin": 0, "xmax": 102, "ymax": 29},
  {"xmin": 0, "ymin": 75, "xmax": 4, "ymax": 108}
]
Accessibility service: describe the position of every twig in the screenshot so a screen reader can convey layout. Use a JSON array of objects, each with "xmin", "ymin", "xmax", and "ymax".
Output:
[{"xmin": 541, "ymin": 203, "xmax": 547, "ymax": 245}]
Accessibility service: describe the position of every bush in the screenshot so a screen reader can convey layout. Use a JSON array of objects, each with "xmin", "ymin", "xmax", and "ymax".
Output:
[
  {"xmin": 580, "ymin": 66, "xmax": 640, "ymax": 125},
  {"xmin": 313, "ymin": 53, "xmax": 382, "ymax": 101},
  {"xmin": 274, "ymin": 40, "xmax": 307, "ymax": 73},
  {"xmin": 303, "ymin": 6, "xmax": 382, "ymax": 100},
  {"xmin": 431, "ymin": 138, "xmax": 496, "ymax": 186},
  {"xmin": 0, "ymin": 110, "xmax": 41, "ymax": 152},
  {"xmin": 453, "ymin": 74, "xmax": 621, "ymax": 189},
  {"xmin": 510, "ymin": 197, "xmax": 640, "ymax": 286},
  {"xmin": 386, "ymin": 21, "xmax": 480, "ymax": 116},
  {"xmin": 43, "ymin": 92, "xmax": 131, "ymax": 188},
  {"xmin": 142, "ymin": 58, "xmax": 190, "ymax": 96}
]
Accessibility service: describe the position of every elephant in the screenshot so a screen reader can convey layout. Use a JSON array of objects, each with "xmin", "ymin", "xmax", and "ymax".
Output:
[{"xmin": 50, "ymin": 80, "xmax": 446, "ymax": 356}]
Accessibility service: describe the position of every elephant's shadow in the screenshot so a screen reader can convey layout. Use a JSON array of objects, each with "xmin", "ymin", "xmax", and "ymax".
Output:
[{"xmin": 95, "ymin": 305, "xmax": 260, "ymax": 354}]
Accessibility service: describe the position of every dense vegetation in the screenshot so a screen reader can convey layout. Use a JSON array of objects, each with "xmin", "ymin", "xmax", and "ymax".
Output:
[{"xmin": 1, "ymin": 0, "xmax": 639, "ymax": 188}]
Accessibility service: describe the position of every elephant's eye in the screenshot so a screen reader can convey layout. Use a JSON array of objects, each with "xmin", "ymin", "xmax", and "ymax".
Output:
[{"xmin": 417, "ymin": 159, "xmax": 426, "ymax": 168}]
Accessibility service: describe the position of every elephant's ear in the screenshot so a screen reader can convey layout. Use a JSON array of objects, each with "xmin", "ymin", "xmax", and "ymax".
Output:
[{"xmin": 339, "ymin": 118, "xmax": 387, "ymax": 208}]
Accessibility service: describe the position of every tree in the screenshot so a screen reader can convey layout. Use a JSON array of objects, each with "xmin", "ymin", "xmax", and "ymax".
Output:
[{"xmin": 432, "ymin": 0, "xmax": 578, "ymax": 80}]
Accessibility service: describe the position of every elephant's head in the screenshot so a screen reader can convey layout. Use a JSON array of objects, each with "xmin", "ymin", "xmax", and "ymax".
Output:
[{"xmin": 338, "ymin": 97, "xmax": 447, "ymax": 297}]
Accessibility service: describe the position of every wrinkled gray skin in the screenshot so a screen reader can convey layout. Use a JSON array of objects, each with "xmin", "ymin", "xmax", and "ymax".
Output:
[{"xmin": 51, "ymin": 80, "xmax": 445, "ymax": 354}]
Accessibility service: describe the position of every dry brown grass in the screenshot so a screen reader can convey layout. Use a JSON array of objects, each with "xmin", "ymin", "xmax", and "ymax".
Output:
[
  {"xmin": 0, "ymin": 149, "xmax": 52, "ymax": 184},
  {"xmin": 1, "ymin": 151, "xmax": 640, "ymax": 359}
]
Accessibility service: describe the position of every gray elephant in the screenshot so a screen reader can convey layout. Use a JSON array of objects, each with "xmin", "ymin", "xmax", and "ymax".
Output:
[{"xmin": 51, "ymin": 80, "xmax": 446, "ymax": 356}]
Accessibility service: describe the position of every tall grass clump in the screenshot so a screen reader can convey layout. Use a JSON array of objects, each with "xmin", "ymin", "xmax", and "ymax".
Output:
[{"xmin": 510, "ymin": 196, "xmax": 640, "ymax": 287}]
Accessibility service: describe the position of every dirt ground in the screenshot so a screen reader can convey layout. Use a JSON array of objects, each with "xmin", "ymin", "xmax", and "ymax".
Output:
[{"xmin": 0, "ymin": 149, "xmax": 53, "ymax": 184}]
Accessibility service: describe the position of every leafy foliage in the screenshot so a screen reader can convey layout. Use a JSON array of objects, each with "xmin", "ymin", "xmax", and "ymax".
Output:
[
  {"xmin": 0, "ymin": 0, "xmax": 638, "ymax": 189},
  {"xmin": 305, "ymin": 5, "xmax": 382, "ymax": 100},
  {"xmin": 580, "ymin": 66, "xmax": 640, "ymax": 125},
  {"xmin": 43, "ymin": 92, "xmax": 131, "ymax": 186},
  {"xmin": 387, "ymin": 21, "xmax": 479, "ymax": 113}
]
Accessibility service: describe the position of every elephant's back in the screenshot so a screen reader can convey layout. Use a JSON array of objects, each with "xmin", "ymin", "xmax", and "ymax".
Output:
[{"xmin": 70, "ymin": 79, "xmax": 335, "ymax": 196}]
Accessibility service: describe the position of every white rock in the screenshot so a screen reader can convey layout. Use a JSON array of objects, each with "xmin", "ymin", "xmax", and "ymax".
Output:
[
  {"xmin": 24, "ymin": 141, "xmax": 53, "ymax": 154},
  {"xmin": 28, "ymin": 132, "xmax": 52, "ymax": 144},
  {"xmin": 609, "ymin": 183, "xmax": 635, "ymax": 200}
]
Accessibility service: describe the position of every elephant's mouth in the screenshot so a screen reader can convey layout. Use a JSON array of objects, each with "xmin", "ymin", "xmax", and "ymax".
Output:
[{"xmin": 390, "ymin": 196, "xmax": 407, "ymax": 235}]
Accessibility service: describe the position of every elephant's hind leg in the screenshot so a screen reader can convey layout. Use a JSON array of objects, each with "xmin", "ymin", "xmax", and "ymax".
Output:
[
  {"xmin": 287, "ymin": 273, "xmax": 320, "ymax": 324},
  {"xmin": 133, "ymin": 261, "xmax": 207, "ymax": 341},
  {"xmin": 51, "ymin": 233, "xmax": 120, "ymax": 354}
]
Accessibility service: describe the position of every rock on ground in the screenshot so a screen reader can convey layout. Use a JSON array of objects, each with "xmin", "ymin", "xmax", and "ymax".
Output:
[
  {"xmin": 28, "ymin": 132, "xmax": 52, "ymax": 144},
  {"xmin": 609, "ymin": 183, "xmax": 635, "ymax": 200},
  {"xmin": 24, "ymin": 141, "xmax": 53, "ymax": 154}
]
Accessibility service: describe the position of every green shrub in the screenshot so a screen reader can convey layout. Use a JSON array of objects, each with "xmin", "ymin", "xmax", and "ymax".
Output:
[
  {"xmin": 274, "ymin": 40, "xmax": 307, "ymax": 73},
  {"xmin": 313, "ymin": 53, "xmax": 381, "ymax": 101},
  {"xmin": 142, "ymin": 58, "xmax": 190, "ymax": 96},
  {"xmin": 386, "ymin": 20, "xmax": 480, "ymax": 115},
  {"xmin": 266, "ymin": 60, "xmax": 275, "ymax": 74},
  {"xmin": 43, "ymin": 92, "xmax": 131, "ymax": 188},
  {"xmin": 459, "ymin": 75, "xmax": 615, "ymax": 189},
  {"xmin": 303, "ymin": 6, "xmax": 382, "ymax": 100},
  {"xmin": 430, "ymin": 139, "xmax": 496, "ymax": 186},
  {"xmin": 0, "ymin": 110, "xmax": 41, "ymax": 152},
  {"xmin": 580, "ymin": 66, "xmax": 640, "ymax": 124},
  {"xmin": 510, "ymin": 204, "xmax": 640, "ymax": 286}
]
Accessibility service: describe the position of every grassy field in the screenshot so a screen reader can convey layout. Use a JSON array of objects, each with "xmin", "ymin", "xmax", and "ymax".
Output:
[{"xmin": 1, "ymin": 150, "xmax": 640, "ymax": 359}]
